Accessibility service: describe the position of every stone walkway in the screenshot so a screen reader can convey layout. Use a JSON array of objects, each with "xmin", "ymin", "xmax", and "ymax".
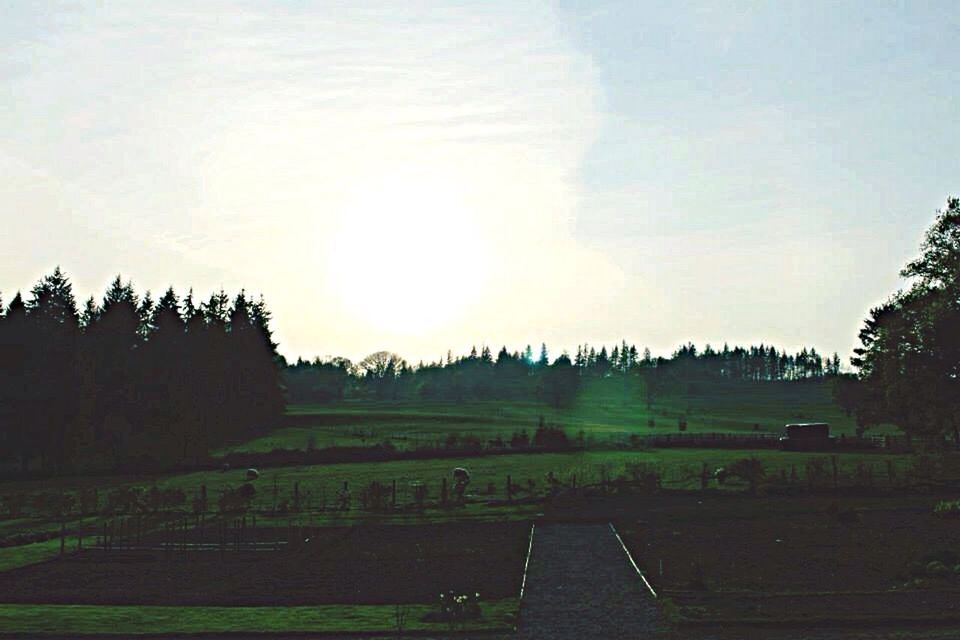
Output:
[{"xmin": 518, "ymin": 522, "xmax": 661, "ymax": 639}]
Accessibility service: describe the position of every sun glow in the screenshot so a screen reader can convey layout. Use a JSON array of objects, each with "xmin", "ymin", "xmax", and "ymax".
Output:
[{"xmin": 326, "ymin": 171, "xmax": 490, "ymax": 335}]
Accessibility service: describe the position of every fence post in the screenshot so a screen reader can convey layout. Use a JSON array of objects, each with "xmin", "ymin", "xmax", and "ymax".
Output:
[{"xmin": 60, "ymin": 521, "xmax": 65, "ymax": 556}]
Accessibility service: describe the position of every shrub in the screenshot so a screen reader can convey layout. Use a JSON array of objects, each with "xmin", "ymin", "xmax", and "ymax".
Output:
[
  {"xmin": 934, "ymin": 499, "xmax": 960, "ymax": 518},
  {"xmin": 533, "ymin": 424, "xmax": 569, "ymax": 448}
]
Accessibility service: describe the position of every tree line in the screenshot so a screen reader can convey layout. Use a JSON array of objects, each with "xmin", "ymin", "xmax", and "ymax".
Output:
[
  {"xmin": 285, "ymin": 339, "xmax": 840, "ymax": 406},
  {"xmin": 0, "ymin": 268, "xmax": 284, "ymax": 474}
]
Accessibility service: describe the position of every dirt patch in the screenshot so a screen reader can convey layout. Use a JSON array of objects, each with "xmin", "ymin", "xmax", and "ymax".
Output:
[
  {"xmin": 0, "ymin": 520, "xmax": 528, "ymax": 606},
  {"xmin": 614, "ymin": 494, "xmax": 960, "ymax": 624}
]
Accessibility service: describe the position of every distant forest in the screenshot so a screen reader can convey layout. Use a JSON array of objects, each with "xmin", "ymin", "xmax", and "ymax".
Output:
[
  {"xmin": 0, "ymin": 268, "xmax": 284, "ymax": 474},
  {"xmin": 285, "ymin": 341, "xmax": 842, "ymax": 406}
]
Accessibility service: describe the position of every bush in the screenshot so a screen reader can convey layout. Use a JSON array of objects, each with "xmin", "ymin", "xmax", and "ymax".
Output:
[
  {"xmin": 934, "ymin": 499, "xmax": 960, "ymax": 518},
  {"xmin": 533, "ymin": 424, "xmax": 569, "ymax": 448}
]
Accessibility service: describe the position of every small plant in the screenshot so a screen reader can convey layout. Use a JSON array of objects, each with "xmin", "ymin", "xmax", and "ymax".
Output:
[
  {"xmin": 934, "ymin": 499, "xmax": 960, "ymax": 518},
  {"xmin": 436, "ymin": 590, "xmax": 482, "ymax": 627}
]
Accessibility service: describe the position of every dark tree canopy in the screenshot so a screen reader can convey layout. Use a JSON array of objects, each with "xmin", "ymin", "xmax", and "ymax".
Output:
[
  {"xmin": 0, "ymin": 269, "xmax": 285, "ymax": 474},
  {"xmin": 849, "ymin": 198, "xmax": 960, "ymax": 441}
]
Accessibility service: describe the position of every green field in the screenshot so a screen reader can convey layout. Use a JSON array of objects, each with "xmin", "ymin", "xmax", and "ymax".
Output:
[{"xmin": 219, "ymin": 378, "xmax": 896, "ymax": 455}]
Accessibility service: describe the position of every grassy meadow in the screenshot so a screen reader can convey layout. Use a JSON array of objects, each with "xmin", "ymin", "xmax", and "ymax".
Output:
[{"xmin": 220, "ymin": 376, "xmax": 895, "ymax": 455}]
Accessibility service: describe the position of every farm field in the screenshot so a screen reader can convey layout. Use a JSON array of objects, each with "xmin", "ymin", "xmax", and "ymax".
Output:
[
  {"xmin": 0, "ymin": 383, "xmax": 924, "ymax": 638},
  {"xmin": 0, "ymin": 520, "xmax": 528, "ymax": 605},
  {"xmin": 613, "ymin": 493, "xmax": 960, "ymax": 633},
  {"xmin": 220, "ymin": 377, "xmax": 896, "ymax": 454},
  {"xmin": 0, "ymin": 446, "xmax": 920, "ymax": 584},
  {"xmin": 2, "ymin": 449, "xmax": 917, "ymax": 527},
  {"xmin": 0, "ymin": 521, "xmax": 526, "ymax": 636}
]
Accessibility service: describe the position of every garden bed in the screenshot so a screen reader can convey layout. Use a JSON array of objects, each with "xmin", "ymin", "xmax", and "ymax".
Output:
[
  {"xmin": 0, "ymin": 520, "xmax": 529, "ymax": 607},
  {"xmin": 614, "ymin": 494, "xmax": 960, "ymax": 626}
]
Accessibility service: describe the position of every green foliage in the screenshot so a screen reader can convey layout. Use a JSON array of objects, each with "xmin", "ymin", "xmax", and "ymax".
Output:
[
  {"xmin": 435, "ymin": 591, "xmax": 482, "ymax": 625},
  {"xmin": 933, "ymin": 499, "xmax": 960, "ymax": 518}
]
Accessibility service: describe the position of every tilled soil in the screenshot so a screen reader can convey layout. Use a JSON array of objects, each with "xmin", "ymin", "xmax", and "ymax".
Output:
[
  {"xmin": 0, "ymin": 521, "xmax": 528, "ymax": 605},
  {"xmin": 518, "ymin": 522, "xmax": 661, "ymax": 639},
  {"xmin": 614, "ymin": 494, "xmax": 960, "ymax": 628}
]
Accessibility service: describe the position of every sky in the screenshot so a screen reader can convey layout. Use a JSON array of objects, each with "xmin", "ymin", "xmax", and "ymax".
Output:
[{"xmin": 1, "ymin": 1, "xmax": 957, "ymax": 365}]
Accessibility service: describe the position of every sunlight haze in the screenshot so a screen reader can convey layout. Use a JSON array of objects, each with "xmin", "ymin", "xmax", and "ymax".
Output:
[{"xmin": 1, "ymin": 1, "xmax": 957, "ymax": 363}]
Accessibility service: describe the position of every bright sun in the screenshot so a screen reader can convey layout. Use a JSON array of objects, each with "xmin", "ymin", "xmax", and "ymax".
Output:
[{"xmin": 326, "ymin": 173, "xmax": 490, "ymax": 335}]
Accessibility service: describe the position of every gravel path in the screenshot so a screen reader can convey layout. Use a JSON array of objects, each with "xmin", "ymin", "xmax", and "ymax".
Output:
[{"xmin": 518, "ymin": 522, "xmax": 661, "ymax": 639}]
